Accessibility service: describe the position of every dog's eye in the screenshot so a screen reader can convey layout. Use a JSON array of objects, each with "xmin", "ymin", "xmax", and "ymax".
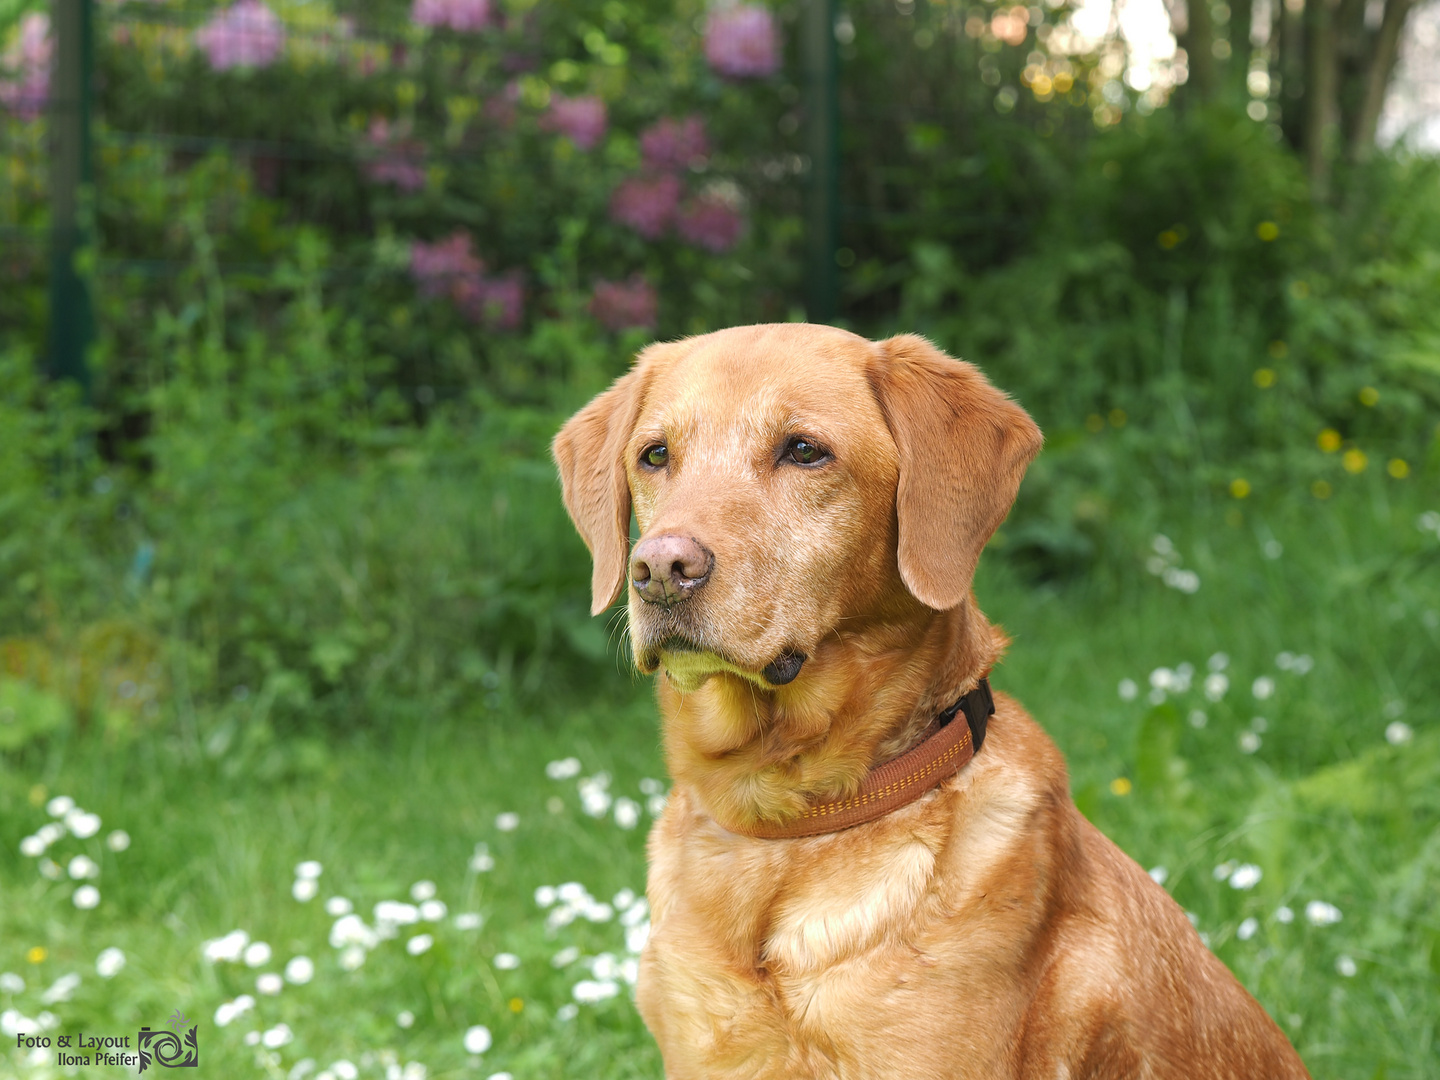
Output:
[
  {"xmin": 642, "ymin": 443, "xmax": 669, "ymax": 469},
  {"xmin": 786, "ymin": 438, "xmax": 827, "ymax": 466}
]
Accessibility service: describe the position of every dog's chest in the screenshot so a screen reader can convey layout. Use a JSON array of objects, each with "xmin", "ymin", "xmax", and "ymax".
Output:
[{"xmin": 640, "ymin": 806, "xmax": 980, "ymax": 1079}]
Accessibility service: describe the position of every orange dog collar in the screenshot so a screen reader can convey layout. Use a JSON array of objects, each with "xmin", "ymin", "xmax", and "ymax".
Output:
[{"xmin": 733, "ymin": 679, "xmax": 994, "ymax": 840}]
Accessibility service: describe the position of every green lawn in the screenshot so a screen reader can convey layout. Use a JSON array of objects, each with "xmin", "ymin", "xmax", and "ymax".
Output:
[{"xmin": 2, "ymin": 475, "xmax": 1438, "ymax": 1079}]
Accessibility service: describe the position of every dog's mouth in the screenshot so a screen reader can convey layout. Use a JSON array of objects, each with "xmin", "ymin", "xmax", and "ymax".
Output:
[{"xmin": 641, "ymin": 635, "xmax": 807, "ymax": 692}]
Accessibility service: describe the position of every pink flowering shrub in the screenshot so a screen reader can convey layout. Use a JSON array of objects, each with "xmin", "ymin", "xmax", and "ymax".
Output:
[
  {"xmin": 195, "ymin": 0, "xmax": 287, "ymax": 72},
  {"xmin": 542, "ymin": 95, "xmax": 607, "ymax": 150},
  {"xmin": 608, "ymin": 174, "xmax": 682, "ymax": 239},
  {"xmin": 410, "ymin": 0, "xmax": 491, "ymax": 33},
  {"xmin": 676, "ymin": 193, "xmax": 744, "ymax": 252},
  {"xmin": 410, "ymin": 232, "xmax": 482, "ymax": 297},
  {"xmin": 457, "ymin": 273, "xmax": 524, "ymax": 329},
  {"xmin": 0, "ymin": 12, "xmax": 52, "ymax": 120},
  {"xmin": 589, "ymin": 275, "xmax": 658, "ymax": 331},
  {"xmin": 640, "ymin": 116, "xmax": 709, "ymax": 173},
  {"xmin": 410, "ymin": 232, "xmax": 523, "ymax": 330},
  {"xmin": 704, "ymin": 5, "xmax": 779, "ymax": 79},
  {"xmin": 364, "ymin": 118, "xmax": 426, "ymax": 192}
]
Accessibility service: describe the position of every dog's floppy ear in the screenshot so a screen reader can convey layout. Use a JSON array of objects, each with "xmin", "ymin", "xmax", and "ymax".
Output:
[
  {"xmin": 552, "ymin": 360, "xmax": 653, "ymax": 615},
  {"xmin": 869, "ymin": 334, "xmax": 1043, "ymax": 611}
]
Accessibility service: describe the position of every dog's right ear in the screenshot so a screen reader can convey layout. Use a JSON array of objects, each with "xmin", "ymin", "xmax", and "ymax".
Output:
[{"xmin": 552, "ymin": 362, "xmax": 651, "ymax": 616}]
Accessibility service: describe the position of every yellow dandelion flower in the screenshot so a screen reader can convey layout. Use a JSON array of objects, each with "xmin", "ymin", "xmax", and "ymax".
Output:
[
  {"xmin": 1085, "ymin": 413, "xmax": 1105, "ymax": 433},
  {"xmin": 1388, "ymin": 458, "xmax": 1409, "ymax": 479},
  {"xmin": 1358, "ymin": 386, "xmax": 1379, "ymax": 406},
  {"xmin": 1311, "ymin": 480, "xmax": 1332, "ymax": 499},
  {"xmin": 509, "ymin": 997, "xmax": 525, "ymax": 1013},
  {"xmin": 1256, "ymin": 221, "xmax": 1279, "ymax": 241},
  {"xmin": 1109, "ymin": 777, "xmax": 1133, "ymax": 796},
  {"xmin": 1253, "ymin": 368, "xmax": 1276, "ymax": 388},
  {"xmin": 1317, "ymin": 429, "xmax": 1342, "ymax": 453},
  {"xmin": 26, "ymin": 946, "xmax": 47, "ymax": 964},
  {"xmin": 28, "ymin": 784, "xmax": 47, "ymax": 807},
  {"xmin": 1230, "ymin": 478, "xmax": 1251, "ymax": 499},
  {"xmin": 1342, "ymin": 449, "xmax": 1368, "ymax": 474},
  {"xmin": 1109, "ymin": 408, "xmax": 1127, "ymax": 428},
  {"xmin": 1268, "ymin": 340, "xmax": 1288, "ymax": 359}
]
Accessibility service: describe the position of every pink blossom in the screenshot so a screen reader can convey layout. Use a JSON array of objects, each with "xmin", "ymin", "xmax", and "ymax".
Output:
[
  {"xmin": 542, "ymin": 94, "xmax": 607, "ymax": 150},
  {"xmin": 0, "ymin": 13, "xmax": 52, "ymax": 121},
  {"xmin": 409, "ymin": 233, "xmax": 523, "ymax": 330},
  {"xmin": 609, "ymin": 174, "xmax": 682, "ymax": 239},
  {"xmin": 195, "ymin": 0, "xmax": 287, "ymax": 72},
  {"xmin": 457, "ymin": 273, "xmax": 523, "ymax": 329},
  {"xmin": 410, "ymin": 232, "xmax": 483, "ymax": 298},
  {"xmin": 590, "ymin": 276, "xmax": 658, "ymax": 332},
  {"xmin": 704, "ymin": 5, "xmax": 779, "ymax": 79},
  {"xmin": 677, "ymin": 194, "xmax": 744, "ymax": 251},
  {"xmin": 640, "ymin": 116, "xmax": 709, "ymax": 173},
  {"xmin": 410, "ymin": 0, "xmax": 491, "ymax": 32},
  {"xmin": 364, "ymin": 118, "xmax": 426, "ymax": 192}
]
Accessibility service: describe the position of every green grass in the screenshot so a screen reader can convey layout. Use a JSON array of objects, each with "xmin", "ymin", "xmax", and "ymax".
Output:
[{"xmin": 2, "ymin": 474, "xmax": 1438, "ymax": 1079}]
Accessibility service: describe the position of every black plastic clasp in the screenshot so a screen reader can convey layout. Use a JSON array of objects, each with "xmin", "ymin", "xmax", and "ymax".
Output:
[{"xmin": 960, "ymin": 678, "xmax": 994, "ymax": 754}]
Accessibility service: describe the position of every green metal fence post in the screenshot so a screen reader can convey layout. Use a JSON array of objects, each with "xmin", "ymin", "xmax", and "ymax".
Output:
[
  {"xmin": 802, "ymin": 0, "xmax": 839, "ymax": 325},
  {"xmin": 47, "ymin": 0, "xmax": 95, "ymax": 392}
]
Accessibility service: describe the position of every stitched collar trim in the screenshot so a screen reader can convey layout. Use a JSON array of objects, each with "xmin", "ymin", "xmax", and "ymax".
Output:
[{"xmin": 730, "ymin": 678, "xmax": 994, "ymax": 840}]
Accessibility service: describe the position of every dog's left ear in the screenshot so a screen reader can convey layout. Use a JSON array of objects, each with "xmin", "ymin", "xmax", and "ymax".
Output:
[
  {"xmin": 869, "ymin": 334, "xmax": 1043, "ymax": 611},
  {"xmin": 552, "ymin": 351, "xmax": 660, "ymax": 615}
]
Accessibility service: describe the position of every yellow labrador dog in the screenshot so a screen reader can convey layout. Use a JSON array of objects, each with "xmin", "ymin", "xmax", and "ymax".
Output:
[{"xmin": 554, "ymin": 324, "xmax": 1309, "ymax": 1079}]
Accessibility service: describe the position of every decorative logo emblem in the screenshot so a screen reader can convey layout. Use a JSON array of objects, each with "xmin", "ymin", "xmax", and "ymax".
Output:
[{"xmin": 137, "ymin": 1013, "xmax": 199, "ymax": 1072}]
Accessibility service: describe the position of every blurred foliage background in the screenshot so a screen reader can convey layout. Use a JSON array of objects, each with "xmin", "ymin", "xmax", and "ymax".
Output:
[
  {"xmin": 1, "ymin": 0, "xmax": 1439, "ymax": 1072},
  {"xmin": 0, "ymin": 0, "xmax": 1436, "ymax": 719}
]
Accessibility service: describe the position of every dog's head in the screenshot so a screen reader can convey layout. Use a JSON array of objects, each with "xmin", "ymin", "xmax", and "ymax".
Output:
[{"xmin": 553, "ymin": 324, "xmax": 1041, "ymax": 695}]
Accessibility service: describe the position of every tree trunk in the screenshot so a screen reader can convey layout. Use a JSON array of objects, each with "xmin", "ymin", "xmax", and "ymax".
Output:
[
  {"xmin": 1181, "ymin": 0, "xmax": 1219, "ymax": 101},
  {"xmin": 1277, "ymin": 0, "xmax": 1307, "ymax": 147},
  {"xmin": 1229, "ymin": 0, "xmax": 1255, "ymax": 94},
  {"xmin": 1303, "ymin": 0, "xmax": 1340, "ymax": 195},
  {"xmin": 1348, "ymin": 0, "xmax": 1417, "ymax": 157}
]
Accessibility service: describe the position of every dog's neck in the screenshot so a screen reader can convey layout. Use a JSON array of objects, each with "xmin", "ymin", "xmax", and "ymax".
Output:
[{"xmin": 656, "ymin": 597, "xmax": 1003, "ymax": 834}]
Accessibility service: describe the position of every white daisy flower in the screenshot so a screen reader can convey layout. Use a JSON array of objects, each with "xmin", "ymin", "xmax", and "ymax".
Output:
[
  {"xmin": 1305, "ymin": 900, "xmax": 1342, "ymax": 926},
  {"xmin": 614, "ymin": 798, "xmax": 641, "ymax": 829},
  {"xmin": 545, "ymin": 757, "xmax": 582, "ymax": 780},
  {"xmin": 95, "ymin": 948, "xmax": 125, "ymax": 979},
  {"xmin": 261, "ymin": 1023, "xmax": 293, "ymax": 1048},
  {"xmin": 203, "ymin": 929, "xmax": 249, "ymax": 963},
  {"xmin": 1228, "ymin": 864, "xmax": 1262, "ymax": 890},
  {"xmin": 72, "ymin": 885, "xmax": 100, "ymax": 910},
  {"xmin": 463, "ymin": 1025, "xmax": 492, "ymax": 1054},
  {"xmin": 285, "ymin": 956, "xmax": 315, "ymax": 984}
]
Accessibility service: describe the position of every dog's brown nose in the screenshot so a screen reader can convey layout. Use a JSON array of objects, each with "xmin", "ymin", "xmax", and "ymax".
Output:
[{"xmin": 631, "ymin": 535, "xmax": 713, "ymax": 606}]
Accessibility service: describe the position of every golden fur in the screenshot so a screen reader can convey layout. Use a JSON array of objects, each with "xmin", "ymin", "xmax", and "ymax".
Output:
[{"xmin": 554, "ymin": 324, "xmax": 1310, "ymax": 1079}]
